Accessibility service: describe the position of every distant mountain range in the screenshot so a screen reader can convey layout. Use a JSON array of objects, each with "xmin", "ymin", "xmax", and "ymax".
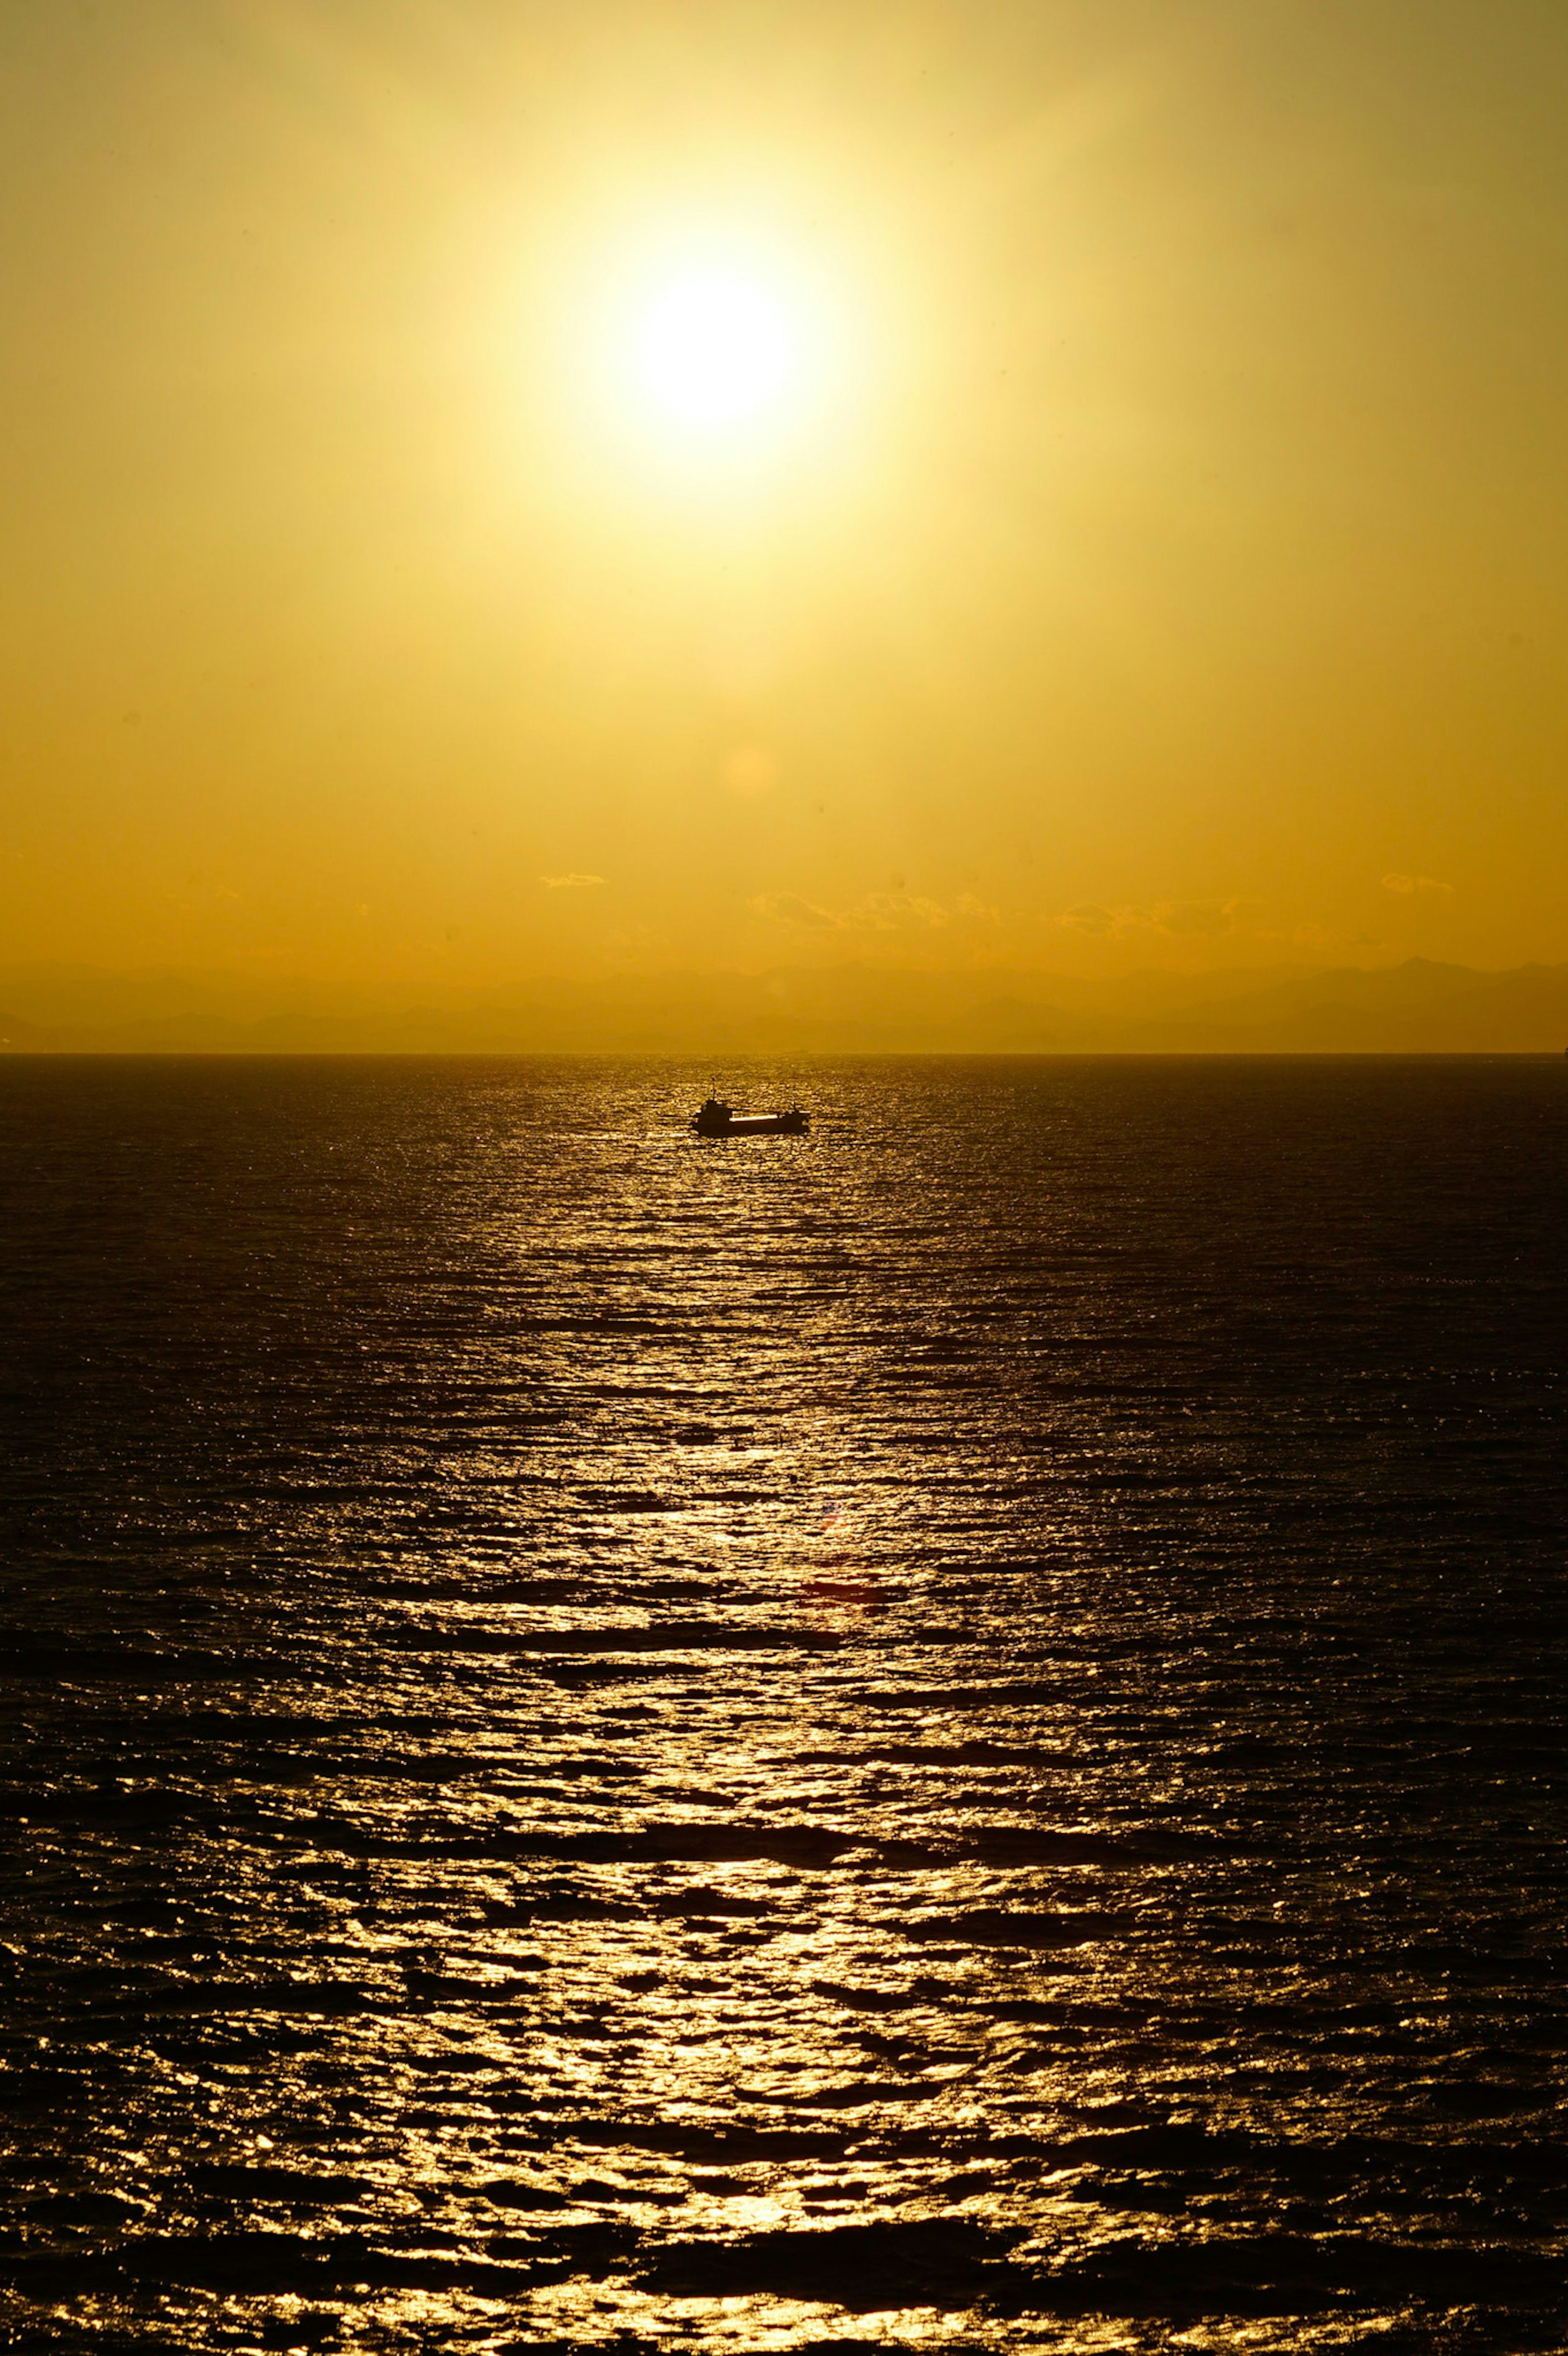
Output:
[{"xmin": 2, "ymin": 958, "xmax": 1566, "ymax": 1055}]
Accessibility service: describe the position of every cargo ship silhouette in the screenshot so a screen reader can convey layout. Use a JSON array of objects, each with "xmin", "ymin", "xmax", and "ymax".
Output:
[{"xmin": 691, "ymin": 1094, "xmax": 809, "ymax": 1137}]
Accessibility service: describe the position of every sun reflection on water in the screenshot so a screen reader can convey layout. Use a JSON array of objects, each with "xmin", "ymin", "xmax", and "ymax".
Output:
[{"xmin": 7, "ymin": 1060, "xmax": 1566, "ymax": 2349}]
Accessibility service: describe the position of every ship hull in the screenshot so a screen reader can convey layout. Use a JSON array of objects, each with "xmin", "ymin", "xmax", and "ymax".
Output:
[{"xmin": 692, "ymin": 1109, "xmax": 809, "ymax": 1137}]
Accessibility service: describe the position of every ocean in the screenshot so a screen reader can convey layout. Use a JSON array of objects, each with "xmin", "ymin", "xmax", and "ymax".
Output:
[{"xmin": 2, "ymin": 1054, "xmax": 1565, "ymax": 2353}]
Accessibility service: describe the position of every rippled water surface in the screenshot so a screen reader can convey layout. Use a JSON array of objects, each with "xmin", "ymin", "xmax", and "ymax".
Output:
[{"xmin": 3, "ymin": 1055, "xmax": 1566, "ymax": 2354}]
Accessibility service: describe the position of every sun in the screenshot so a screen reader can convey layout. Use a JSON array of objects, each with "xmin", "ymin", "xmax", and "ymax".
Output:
[
  {"xmin": 636, "ymin": 272, "xmax": 795, "ymax": 426},
  {"xmin": 540, "ymin": 219, "xmax": 876, "ymax": 496}
]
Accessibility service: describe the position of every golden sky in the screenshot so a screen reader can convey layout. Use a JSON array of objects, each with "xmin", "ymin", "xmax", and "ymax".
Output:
[{"xmin": 4, "ymin": 0, "xmax": 1567, "ymax": 987}]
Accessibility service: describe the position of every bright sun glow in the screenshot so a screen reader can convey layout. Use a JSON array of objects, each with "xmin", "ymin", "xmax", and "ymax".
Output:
[
  {"xmin": 637, "ymin": 273, "xmax": 794, "ymax": 424},
  {"xmin": 547, "ymin": 220, "xmax": 880, "ymax": 498}
]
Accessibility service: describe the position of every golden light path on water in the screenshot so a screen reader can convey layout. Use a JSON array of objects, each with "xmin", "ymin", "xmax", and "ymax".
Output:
[
  {"xmin": 335, "ymin": 1096, "xmax": 1135, "ymax": 2343},
  {"xmin": 3, "ymin": 1058, "xmax": 1566, "ymax": 2351}
]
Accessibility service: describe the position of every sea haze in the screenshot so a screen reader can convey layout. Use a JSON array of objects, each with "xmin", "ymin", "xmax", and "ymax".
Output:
[
  {"xmin": 2, "ymin": 1055, "xmax": 1565, "ymax": 2353},
  {"xmin": 5, "ymin": 958, "xmax": 1568, "ymax": 1054}
]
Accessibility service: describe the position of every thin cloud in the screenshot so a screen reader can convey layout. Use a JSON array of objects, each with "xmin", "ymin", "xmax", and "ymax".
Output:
[
  {"xmin": 540, "ymin": 872, "xmax": 605, "ymax": 890},
  {"xmin": 1058, "ymin": 902, "xmax": 1117, "ymax": 938},
  {"xmin": 750, "ymin": 890, "xmax": 996, "ymax": 932},
  {"xmin": 1381, "ymin": 873, "xmax": 1453, "ymax": 895},
  {"xmin": 749, "ymin": 891, "xmax": 840, "ymax": 931},
  {"xmin": 1158, "ymin": 899, "xmax": 1237, "ymax": 938},
  {"xmin": 1057, "ymin": 897, "xmax": 1241, "ymax": 939},
  {"xmin": 858, "ymin": 892, "xmax": 952, "ymax": 931}
]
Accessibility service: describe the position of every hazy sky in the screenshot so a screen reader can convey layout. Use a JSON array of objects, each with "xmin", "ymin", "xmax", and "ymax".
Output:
[{"xmin": 4, "ymin": 0, "xmax": 1567, "ymax": 986}]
